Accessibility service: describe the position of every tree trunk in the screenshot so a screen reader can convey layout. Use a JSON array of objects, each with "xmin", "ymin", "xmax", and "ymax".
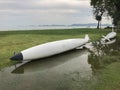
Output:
[
  {"xmin": 97, "ymin": 21, "xmax": 100, "ymax": 29},
  {"xmin": 100, "ymin": 21, "xmax": 101, "ymax": 29}
]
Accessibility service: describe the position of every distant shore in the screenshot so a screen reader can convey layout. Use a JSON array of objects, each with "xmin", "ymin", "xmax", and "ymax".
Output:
[{"xmin": 0, "ymin": 23, "xmax": 111, "ymax": 31}]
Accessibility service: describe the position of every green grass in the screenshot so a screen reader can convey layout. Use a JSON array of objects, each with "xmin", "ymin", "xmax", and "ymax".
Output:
[
  {"xmin": 0, "ymin": 28, "xmax": 120, "ymax": 90},
  {"xmin": 91, "ymin": 62, "xmax": 120, "ymax": 90}
]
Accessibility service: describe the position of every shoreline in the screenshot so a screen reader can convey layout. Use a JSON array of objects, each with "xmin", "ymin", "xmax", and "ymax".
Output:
[
  {"xmin": 0, "ymin": 25, "xmax": 109, "ymax": 31},
  {"xmin": 0, "ymin": 27, "xmax": 91, "ymax": 32}
]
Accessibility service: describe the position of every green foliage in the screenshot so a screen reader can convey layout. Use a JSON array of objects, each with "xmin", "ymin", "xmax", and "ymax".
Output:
[
  {"xmin": 91, "ymin": 0, "xmax": 120, "ymax": 27},
  {"xmin": 96, "ymin": 15, "xmax": 102, "ymax": 21},
  {"xmin": 96, "ymin": 15, "xmax": 102, "ymax": 29}
]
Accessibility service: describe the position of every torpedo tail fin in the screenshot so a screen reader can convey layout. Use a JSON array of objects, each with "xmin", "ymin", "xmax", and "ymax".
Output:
[{"xmin": 85, "ymin": 34, "xmax": 89, "ymax": 41}]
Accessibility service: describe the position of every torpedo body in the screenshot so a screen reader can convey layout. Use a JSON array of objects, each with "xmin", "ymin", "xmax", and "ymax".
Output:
[
  {"xmin": 101, "ymin": 31, "xmax": 116, "ymax": 42},
  {"xmin": 10, "ymin": 35, "xmax": 89, "ymax": 61}
]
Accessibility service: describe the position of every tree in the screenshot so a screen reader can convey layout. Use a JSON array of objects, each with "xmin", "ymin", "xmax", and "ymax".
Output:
[
  {"xmin": 96, "ymin": 15, "xmax": 102, "ymax": 29},
  {"xmin": 91, "ymin": 0, "xmax": 120, "ymax": 28},
  {"xmin": 104, "ymin": 0, "xmax": 120, "ymax": 27},
  {"xmin": 91, "ymin": 0, "xmax": 105, "ymax": 29}
]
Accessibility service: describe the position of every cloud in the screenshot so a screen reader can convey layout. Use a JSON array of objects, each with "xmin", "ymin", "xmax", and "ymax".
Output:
[
  {"xmin": 0, "ymin": 0, "xmax": 110, "ymax": 29},
  {"xmin": 0, "ymin": 0, "xmax": 90, "ymax": 13}
]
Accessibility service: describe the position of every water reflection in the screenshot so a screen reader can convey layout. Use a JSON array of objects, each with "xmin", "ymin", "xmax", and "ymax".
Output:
[
  {"xmin": 12, "ymin": 49, "xmax": 91, "ymax": 75},
  {"xmin": 0, "ymin": 49, "xmax": 94, "ymax": 90}
]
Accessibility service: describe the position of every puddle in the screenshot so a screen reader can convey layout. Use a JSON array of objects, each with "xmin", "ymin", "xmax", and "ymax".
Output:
[
  {"xmin": 12, "ymin": 50, "xmax": 91, "ymax": 75},
  {"xmin": 0, "ymin": 49, "xmax": 92, "ymax": 90}
]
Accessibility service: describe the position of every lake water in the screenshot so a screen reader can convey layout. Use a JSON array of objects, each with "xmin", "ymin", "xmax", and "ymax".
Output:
[{"xmin": 0, "ymin": 25, "xmax": 108, "ymax": 31}]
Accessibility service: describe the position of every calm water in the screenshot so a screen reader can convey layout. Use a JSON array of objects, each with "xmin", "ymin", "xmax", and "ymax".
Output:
[
  {"xmin": 0, "ymin": 25, "xmax": 108, "ymax": 31},
  {"xmin": 0, "ymin": 26, "xmax": 87, "ymax": 31},
  {"xmin": 0, "ymin": 50, "xmax": 92, "ymax": 90},
  {"xmin": 0, "ymin": 38, "xmax": 119, "ymax": 90}
]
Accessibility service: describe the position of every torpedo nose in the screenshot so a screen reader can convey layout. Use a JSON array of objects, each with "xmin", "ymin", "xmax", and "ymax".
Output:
[{"xmin": 10, "ymin": 53, "xmax": 23, "ymax": 61}]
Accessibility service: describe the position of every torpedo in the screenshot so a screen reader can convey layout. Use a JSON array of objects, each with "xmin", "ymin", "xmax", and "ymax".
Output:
[
  {"xmin": 10, "ymin": 34, "xmax": 89, "ymax": 61},
  {"xmin": 101, "ymin": 31, "xmax": 117, "ymax": 42}
]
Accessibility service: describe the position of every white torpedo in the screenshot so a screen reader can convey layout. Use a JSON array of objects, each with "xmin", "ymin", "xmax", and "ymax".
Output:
[
  {"xmin": 10, "ymin": 35, "xmax": 89, "ymax": 61},
  {"xmin": 101, "ymin": 31, "xmax": 116, "ymax": 42}
]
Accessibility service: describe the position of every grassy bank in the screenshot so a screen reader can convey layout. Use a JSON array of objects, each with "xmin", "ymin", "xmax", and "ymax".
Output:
[
  {"xmin": 0, "ymin": 28, "xmax": 120, "ymax": 90},
  {"xmin": 88, "ymin": 37, "xmax": 120, "ymax": 90}
]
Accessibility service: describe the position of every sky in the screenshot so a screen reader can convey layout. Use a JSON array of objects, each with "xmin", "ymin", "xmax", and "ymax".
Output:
[{"xmin": 0, "ymin": 0, "xmax": 112, "ymax": 30}]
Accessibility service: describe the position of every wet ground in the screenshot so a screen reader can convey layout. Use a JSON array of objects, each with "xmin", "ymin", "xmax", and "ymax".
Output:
[
  {"xmin": 0, "ymin": 38, "xmax": 120, "ymax": 90},
  {"xmin": 0, "ymin": 49, "xmax": 92, "ymax": 90}
]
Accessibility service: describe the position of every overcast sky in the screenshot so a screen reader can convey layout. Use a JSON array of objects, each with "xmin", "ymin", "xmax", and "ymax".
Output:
[{"xmin": 0, "ymin": 0, "xmax": 112, "ymax": 29}]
